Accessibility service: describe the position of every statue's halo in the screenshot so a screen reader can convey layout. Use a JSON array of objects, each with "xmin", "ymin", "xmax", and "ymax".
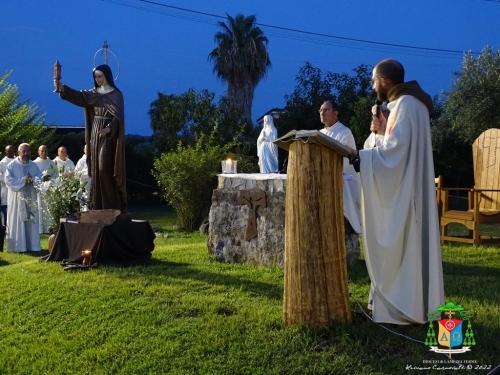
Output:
[{"xmin": 93, "ymin": 48, "xmax": 120, "ymax": 82}]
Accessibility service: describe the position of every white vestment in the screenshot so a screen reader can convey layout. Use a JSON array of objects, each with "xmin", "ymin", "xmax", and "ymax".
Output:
[
  {"xmin": 0, "ymin": 157, "xmax": 15, "ymax": 205},
  {"xmin": 363, "ymin": 133, "xmax": 384, "ymax": 149},
  {"xmin": 5, "ymin": 158, "xmax": 42, "ymax": 252},
  {"xmin": 320, "ymin": 121, "xmax": 362, "ymax": 233},
  {"xmin": 75, "ymin": 154, "xmax": 91, "ymax": 196},
  {"xmin": 33, "ymin": 157, "xmax": 56, "ymax": 234},
  {"xmin": 34, "ymin": 157, "xmax": 56, "ymax": 176},
  {"xmin": 53, "ymin": 156, "xmax": 75, "ymax": 174},
  {"xmin": 358, "ymin": 92, "xmax": 444, "ymax": 324},
  {"xmin": 0, "ymin": 156, "xmax": 15, "ymax": 224}
]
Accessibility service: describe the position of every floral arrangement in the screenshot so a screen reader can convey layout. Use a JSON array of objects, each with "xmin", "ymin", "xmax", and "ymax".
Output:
[{"xmin": 35, "ymin": 165, "xmax": 89, "ymax": 233}]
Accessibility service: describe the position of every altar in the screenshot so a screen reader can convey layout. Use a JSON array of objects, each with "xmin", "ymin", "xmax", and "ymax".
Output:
[{"xmin": 207, "ymin": 173, "xmax": 361, "ymax": 267}]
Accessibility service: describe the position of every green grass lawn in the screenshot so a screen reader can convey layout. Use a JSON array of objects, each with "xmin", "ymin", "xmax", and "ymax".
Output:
[{"xmin": 0, "ymin": 203, "xmax": 499, "ymax": 375}]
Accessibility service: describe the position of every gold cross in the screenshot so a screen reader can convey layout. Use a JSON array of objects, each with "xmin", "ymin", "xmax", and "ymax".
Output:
[{"xmin": 444, "ymin": 308, "xmax": 455, "ymax": 319}]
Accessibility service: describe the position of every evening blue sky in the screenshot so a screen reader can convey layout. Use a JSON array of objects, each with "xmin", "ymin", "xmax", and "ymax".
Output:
[{"xmin": 1, "ymin": 0, "xmax": 499, "ymax": 136}]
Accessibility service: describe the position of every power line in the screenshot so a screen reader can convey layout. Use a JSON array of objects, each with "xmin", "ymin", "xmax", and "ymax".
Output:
[{"xmin": 104, "ymin": 0, "xmax": 481, "ymax": 57}]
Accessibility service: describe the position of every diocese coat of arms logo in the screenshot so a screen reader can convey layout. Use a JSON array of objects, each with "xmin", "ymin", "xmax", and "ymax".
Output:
[{"xmin": 425, "ymin": 302, "xmax": 476, "ymax": 358}]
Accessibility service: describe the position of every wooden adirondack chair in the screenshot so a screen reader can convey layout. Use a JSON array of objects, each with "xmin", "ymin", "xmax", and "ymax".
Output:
[{"xmin": 440, "ymin": 128, "xmax": 500, "ymax": 246}]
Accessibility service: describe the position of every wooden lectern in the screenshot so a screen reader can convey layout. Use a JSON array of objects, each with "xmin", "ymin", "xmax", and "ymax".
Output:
[{"xmin": 275, "ymin": 130, "xmax": 352, "ymax": 326}]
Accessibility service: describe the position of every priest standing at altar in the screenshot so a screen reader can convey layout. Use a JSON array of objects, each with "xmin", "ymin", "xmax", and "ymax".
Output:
[
  {"xmin": 319, "ymin": 100, "xmax": 362, "ymax": 265},
  {"xmin": 5, "ymin": 143, "xmax": 42, "ymax": 252},
  {"xmin": 347, "ymin": 59, "xmax": 444, "ymax": 325}
]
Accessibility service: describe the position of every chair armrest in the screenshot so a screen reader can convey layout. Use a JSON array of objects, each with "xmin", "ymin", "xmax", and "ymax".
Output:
[{"xmin": 472, "ymin": 188, "xmax": 500, "ymax": 208}]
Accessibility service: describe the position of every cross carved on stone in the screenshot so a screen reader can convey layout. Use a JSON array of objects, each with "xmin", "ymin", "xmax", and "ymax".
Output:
[{"xmin": 238, "ymin": 190, "xmax": 266, "ymax": 241}]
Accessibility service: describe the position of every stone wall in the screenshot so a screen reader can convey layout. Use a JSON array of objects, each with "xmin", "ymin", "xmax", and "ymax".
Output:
[
  {"xmin": 207, "ymin": 173, "xmax": 360, "ymax": 267},
  {"xmin": 207, "ymin": 174, "xmax": 286, "ymax": 267}
]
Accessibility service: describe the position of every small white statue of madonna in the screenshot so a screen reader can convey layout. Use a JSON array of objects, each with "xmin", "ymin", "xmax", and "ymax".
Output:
[{"xmin": 257, "ymin": 115, "xmax": 279, "ymax": 173}]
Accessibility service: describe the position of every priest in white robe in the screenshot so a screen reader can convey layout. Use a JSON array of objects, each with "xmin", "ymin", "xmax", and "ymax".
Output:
[
  {"xmin": 75, "ymin": 144, "xmax": 91, "ymax": 196},
  {"xmin": 75, "ymin": 144, "xmax": 91, "ymax": 210},
  {"xmin": 347, "ymin": 59, "xmax": 444, "ymax": 325},
  {"xmin": 34, "ymin": 145, "xmax": 56, "ymax": 234},
  {"xmin": 0, "ymin": 145, "xmax": 16, "ymax": 225},
  {"xmin": 53, "ymin": 146, "xmax": 75, "ymax": 175},
  {"xmin": 5, "ymin": 143, "xmax": 43, "ymax": 252},
  {"xmin": 319, "ymin": 100, "xmax": 362, "ymax": 265}
]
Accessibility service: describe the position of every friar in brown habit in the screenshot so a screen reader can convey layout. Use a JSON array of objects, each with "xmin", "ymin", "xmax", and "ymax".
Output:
[{"xmin": 54, "ymin": 64, "xmax": 127, "ymax": 212}]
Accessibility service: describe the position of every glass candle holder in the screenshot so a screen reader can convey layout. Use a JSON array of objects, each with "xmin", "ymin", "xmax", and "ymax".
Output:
[
  {"xmin": 82, "ymin": 250, "xmax": 92, "ymax": 266},
  {"xmin": 221, "ymin": 159, "xmax": 237, "ymax": 174}
]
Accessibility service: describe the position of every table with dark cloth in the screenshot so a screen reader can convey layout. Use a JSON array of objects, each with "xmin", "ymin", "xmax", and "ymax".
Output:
[{"xmin": 41, "ymin": 220, "xmax": 155, "ymax": 266}]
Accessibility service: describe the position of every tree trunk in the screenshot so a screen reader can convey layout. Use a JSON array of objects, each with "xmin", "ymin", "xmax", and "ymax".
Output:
[
  {"xmin": 228, "ymin": 80, "xmax": 254, "ymax": 125},
  {"xmin": 283, "ymin": 141, "xmax": 352, "ymax": 326}
]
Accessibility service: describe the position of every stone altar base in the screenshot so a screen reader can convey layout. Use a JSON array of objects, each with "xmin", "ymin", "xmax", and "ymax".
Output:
[
  {"xmin": 208, "ymin": 174, "xmax": 286, "ymax": 266},
  {"xmin": 207, "ymin": 173, "xmax": 360, "ymax": 267}
]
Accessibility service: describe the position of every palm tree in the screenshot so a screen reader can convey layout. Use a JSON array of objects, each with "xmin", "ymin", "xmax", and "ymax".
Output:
[{"xmin": 208, "ymin": 13, "xmax": 271, "ymax": 125}]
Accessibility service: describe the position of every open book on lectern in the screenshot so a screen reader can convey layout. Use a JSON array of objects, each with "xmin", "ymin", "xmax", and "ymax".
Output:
[{"xmin": 273, "ymin": 129, "xmax": 352, "ymax": 157}]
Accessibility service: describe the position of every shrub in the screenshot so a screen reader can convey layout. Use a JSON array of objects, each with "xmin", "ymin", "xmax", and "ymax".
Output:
[
  {"xmin": 35, "ymin": 165, "xmax": 89, "ymax": 233},
  {"xmin": 153, "ymin": 133, "xmax": 256, "ymax": 231}
]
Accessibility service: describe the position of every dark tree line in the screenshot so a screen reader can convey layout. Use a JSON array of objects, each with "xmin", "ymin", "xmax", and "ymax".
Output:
[{"xmin": 274, "ymin": 62, "xmax": 375, "ymax": 153}]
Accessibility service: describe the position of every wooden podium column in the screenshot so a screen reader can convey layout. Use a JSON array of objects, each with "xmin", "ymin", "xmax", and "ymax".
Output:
[{"xmin": 283, "ymin": 141, "xmax": 352, "ymax": 326}]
